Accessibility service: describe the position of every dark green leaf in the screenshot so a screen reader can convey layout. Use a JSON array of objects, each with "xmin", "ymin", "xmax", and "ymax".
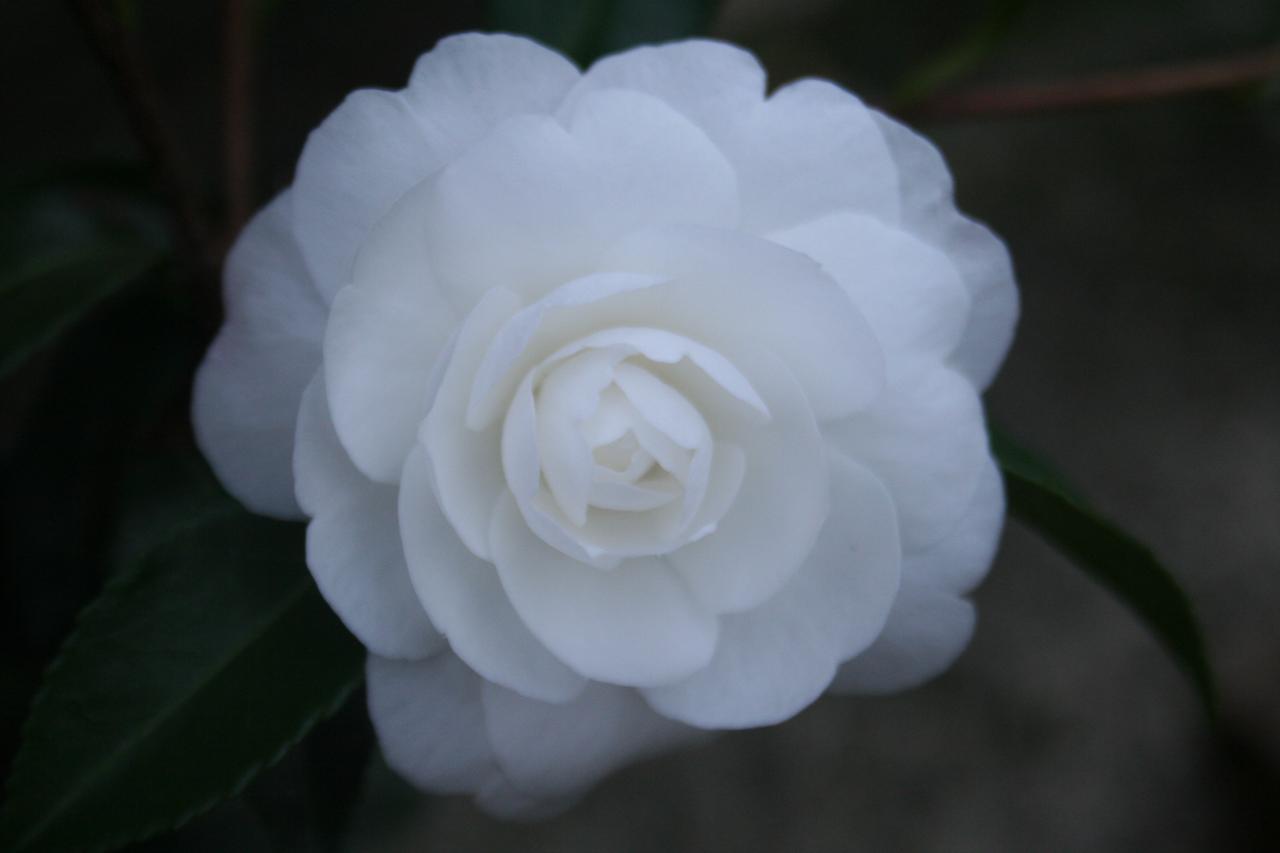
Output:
[
  {"xmin": 0, "ymin": 514, "xmax": 364, "ymax": 853},
  {"xmin": 992, "ymin": 428, "xmax": 1216, "ymax": 717},
  {"xmin": 0, "ymin": 241, "xmax": 163, "ymax": 379},
  {"xmin": 486, "ymin": 0, "xmax": 716, "ymax": 66},
  {"xmin": 107, "ymin": 452, "xmax": 240, "ymax": 574}
]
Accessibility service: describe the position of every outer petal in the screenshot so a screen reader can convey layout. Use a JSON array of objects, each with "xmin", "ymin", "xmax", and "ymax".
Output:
[
  {"xmin": 323, "ymin": 181, "xmax": 460, "ymax": 483},
  {"xmin": 565, "ymin": 45, "xmax": 900, "ymax": 231},
  {"xmin": 871, "ymin": 111, "xmax": 1018, "ymax": 389},
  {"xmin": 481, "ymin": 680, "xmax": 705, "ymax": 799},
  {"xmin": 422, "ymin": 88, "xmax": 737, "ymax": 309},
  {"xmin": 769, "ymin": 211, "xmax": 970, "ymax": 380},
  {"xmin": 827, "ymin": 461, "xmax": 1002, "ymax": 694},
  {"xmin": 668, "ymin": 349, "xmax": 829, "ymax": 614},
  {"xmin": 291, "ymin": 89, "xmax": 442, "ymax": 304},
  {"xmin": 729, "ymin": 79, "xmax": 900, "ymax": 233},
  {"xmin": 193, "ymin": 192, "xmax": 324, "ymax": 519},
  {"xmin": 490, "ymin": 494, "xmax": 719, "ymax": 688},
  {"xmin": 399, "ymin": 446, "xmax": 587, "ymax": 703},
  {"xmin": 903, "ymin": 455, "xmax": 1005, "ymax": 595},
  {"xmin": 294, "ymin": 376, "xmax": 443, "ymax": 659},
  {"xmin": 604, "ymin": 225, "xmax": 885, "ymax": 420},
  {"xmin": 423, "ymin": 287, "xmax": 523, "ymax": 559},
  {"xmin": 645, "ymin": 454, "xmax": 900, "ymax": 728},
  {"xmin": 828, "ymin": 578, "xmax": 976, "ymax": 695},
  {"xmin": 292, "ymin": 34, "xmax": 579, "ymax": 302},
  {"xmin": 560, "ymin": 39, "xmax": 767, "ymax": 149},
  {"xmin": 366, "ymin": 653, "xmax": 501, "ymax": 795},
  {"xmin": 403, "ymin": 33, "xmax": 580, "ymax": 155},
  {"xmin": 826, "ymin": 364, "xmax": 987, "ymax": 550},
  {"xmin": 368, "ymin": 652, "xmax": 703, "ymax": 820}
]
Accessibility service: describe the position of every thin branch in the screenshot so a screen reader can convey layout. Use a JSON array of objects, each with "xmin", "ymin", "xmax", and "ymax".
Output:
[
  {"xmin": 224, "ymin": 0, "xmax": 253, "ymax": 239},
  {"xmin": 908, "ymin": 49, "xmax": 1280, "ymax": 121},
  {"xmin": 67, "ymin": 0, "xmax": 218, "ymax": 322}
]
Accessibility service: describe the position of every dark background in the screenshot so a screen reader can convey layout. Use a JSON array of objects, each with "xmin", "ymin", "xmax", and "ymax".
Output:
[{"xmin": 2, "ymin": 1, "xmax": 1278, "ymax": 850}]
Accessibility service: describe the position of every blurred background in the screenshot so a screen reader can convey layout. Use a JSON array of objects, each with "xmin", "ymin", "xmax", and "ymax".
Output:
[{"xmin": 2, "ymin": 1, "xmax": 1278, "ymax": 850}]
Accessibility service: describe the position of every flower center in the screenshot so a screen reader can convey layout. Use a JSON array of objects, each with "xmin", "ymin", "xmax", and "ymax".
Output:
[{"xmin": 499, "ymin": 327, "xmax": 764, "ymax": 569}]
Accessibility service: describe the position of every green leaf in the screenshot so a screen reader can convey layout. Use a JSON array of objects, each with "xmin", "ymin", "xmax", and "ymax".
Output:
[
  {"xmin": 1, "ymin": 271, "xmax": 204, "ymax": 660},
  {"xmin": 0, "ymin": 240, "xmax": 163, "ymax": 379},
  {"xmin": 0, "ymin": 513, "xmax": 364, "ymax": 853},
  {"xmin": 992, "ymin": 428, "xmax": 1216, "ymax": 717},
  {"xmin": 486, "ymin": 0, "xmax": 716, "ymax": 66},
  {"xmin": 107, "ymin": 452, "xmax": 240, "ymax": 575}
]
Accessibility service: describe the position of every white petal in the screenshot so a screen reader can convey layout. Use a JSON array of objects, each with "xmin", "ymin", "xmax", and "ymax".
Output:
[
  {"xmin": 829, "ymin": 579, "xmax": 976, "ymax": 694},
  {"xmin": 625, "ymin": 407, "xmax": 690, "ymax": 480},
  {"xmin": 366, "ymin": 653, "xmax": 500, "ymax": 794},
  {"xmin": 826, "ymin": 363, "xmax": 988, "ymax": 549},
  {"xmin": 588, "ymin": 328, "xmax": 768, "ymax": 418},
  {"xmin": 490, "ymin": 494, "xmax": 719, "ymax": 687},
  {"xmin": 423, "ymin": 288, "xmax": 522, "ymax": 559},
  {"xmin": 399, "ymin": 446, "xmax": 586, "ymax": 703},
  {"xmin": 564, "ymin": 87, "xmax": 738, "ymax": 242},
  {"xmin": 323, "ymin": 182, "xmax": 459, "ymax": 483},
  {"xmin": 569, "ymin": 48, "xmax": 901, "ymax": 232},
  {"xmin": 523, "ymin": 439, "xmax": 742, "ymax": 566},
  {"xmin": 476, "ymin": 321, "xmax": 770, "ymax": 435},
  {"xmin": 561, "ymin": 40, "xmax": 766, "ymax": 147},
  {"xmin": 294, "ymin": 376, "xmax": 442, "ymax": 658},
  {"xmin": 291, "ymin": 90, "xmax": 439, "ymax": 304},
  {"xmin": 467, "ymin": 272, "xmax": 668, "ymax": 429},
  {"xmin": 670, "ymin": 350, "xmax": 828, "ymax": 614},
  {"xmin": 293, "ymin": 371, "xmax": 365, "ymax": 517},
  {"xmin": 731, "ymin": 79, "xmax": 900, "ymax": 233},
  {"xmin": 536, "ymin": 348, "xmax": 619, "ymax": 525},
  {"xmin": 422, "ymin": 89, "xmax": 737, "ymax": 309},
  {"xmin": 589, "ymin": 478, "xmax": 679, "ymax": 512},
  {"xmin": 505, "ymin": 372, "xmax": 668, "ymax": 568},
  {"xmin": 904, "ymin": 455, "xmax": 1005, "ymax": 595},
  {"xmin": 501, "ymin": 375, "xmax": 541, "ymax": 505},
  {"xmin": 611, "ymin": 362, "xmax": 709, "ymax": 449},
  {"xmin": 583, "ymin": 386, "xmax": 637, "ymax": 451},
  {"xmin": 403, "ymin": 33, "xmax": 580, "ymax": 153},
  {"xmin": 604, "ymin": 225, "xmax": 885, "ymax": 420},
  {"xmin": 872, "ymin": 112, "xmax": 1018, "ymax": 389},
  {"xmin": 646, "ymin": 454, "xmax": 900, "ymax": 727},
  {"xmin": 502, "ymin": 377, "xmax": 616, "ymax": 567},
  {"xmin": 682, "ymin": 441, "xmax": 746, "ymax": 543},
  {"xmin": 770, "ymin": 211, "xmax": 970, "ymax": 379},
  {"xmin": 193, "ymin": 192, "xmax": 324, "ymax": 519},
  {"xmin": 482, "ymin": 680, "xmax": 705, "ymax": 799},
  {"xmin": 293, "ymin": 34, "xmax": 580, "ymax": 303}
]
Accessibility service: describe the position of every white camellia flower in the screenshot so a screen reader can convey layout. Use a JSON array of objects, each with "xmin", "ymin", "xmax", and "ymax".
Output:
[{"xmin": 193, "ymin": 34, "xmax": 1016, "ymax": 817}]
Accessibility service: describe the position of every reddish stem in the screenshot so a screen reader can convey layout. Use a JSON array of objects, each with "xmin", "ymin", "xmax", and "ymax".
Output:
[{"xmin": 911, "ymin": 49, "xmax": 1280, "ymax": 120}]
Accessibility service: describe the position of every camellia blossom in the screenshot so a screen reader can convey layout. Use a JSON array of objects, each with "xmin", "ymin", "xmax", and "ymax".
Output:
[{"xmin": 194, "ymin": 33, "xmax": 1017, "ymax": 817}]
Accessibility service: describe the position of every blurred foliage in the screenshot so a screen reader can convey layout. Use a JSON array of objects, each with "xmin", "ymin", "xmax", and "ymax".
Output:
[
  {"xmin": 0, "ymin": 241, "xmax": 162, "ymax": 380},
  {"xmin": 892, "ymin": 0, "xmax": 1031, "ymax": 106},
  {"xmin": 487, "ymin": 0, "xmax": 717, "ymax": 65}
]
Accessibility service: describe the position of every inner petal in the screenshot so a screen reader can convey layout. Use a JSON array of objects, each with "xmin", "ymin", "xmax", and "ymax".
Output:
[
  {"xmin": 500, "ymin": 329, "xmax": 770, "ymax": 568},
  {"xmin": 591, "ymin": 433, "xmax": 645, "ymax": 476},
  {"xmin": 535, "ymin": 349, "xmax": 618, "ymax": 526}
]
